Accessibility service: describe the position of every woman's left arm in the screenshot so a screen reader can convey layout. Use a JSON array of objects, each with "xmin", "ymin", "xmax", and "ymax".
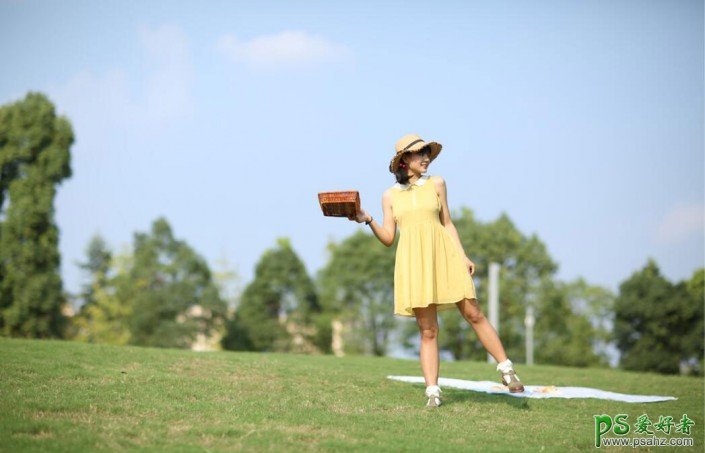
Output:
[{"xmin": 434, "ymin": 176, "xmax": 475, "ymax": 275}]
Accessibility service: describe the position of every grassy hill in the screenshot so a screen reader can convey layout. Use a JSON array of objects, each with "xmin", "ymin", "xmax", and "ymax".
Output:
[{"xmin": 1, "ymin": 338, "xmax": 702, "ymax": 452}]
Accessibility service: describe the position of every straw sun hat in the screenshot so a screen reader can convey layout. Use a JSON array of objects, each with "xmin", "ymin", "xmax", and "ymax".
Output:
[{"xmin": 388, "ymin": 133, "xmax": 442, "ymax": 173}]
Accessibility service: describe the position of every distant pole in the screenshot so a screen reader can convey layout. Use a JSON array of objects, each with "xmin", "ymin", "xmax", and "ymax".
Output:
[
  {"xmin": 525, "ymin": 305, "xmax": 535, "ymax": 366},
  {"xmin": 487, "ymin": 262, "xmax": 500, "ymax": 364}
]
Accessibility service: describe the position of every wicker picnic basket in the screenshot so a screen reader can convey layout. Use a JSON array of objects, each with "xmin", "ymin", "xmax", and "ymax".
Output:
[{"xmin": 318, "ymin": 191, "xmax": 360, "ymax": 218}]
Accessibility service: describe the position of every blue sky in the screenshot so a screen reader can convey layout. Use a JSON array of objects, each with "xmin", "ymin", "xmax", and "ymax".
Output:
[{"xmin": 1, "ymin": 0, "xmax": 702, "ymax": 302}]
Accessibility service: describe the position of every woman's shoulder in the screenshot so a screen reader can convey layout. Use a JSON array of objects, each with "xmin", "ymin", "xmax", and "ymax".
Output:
[
  {"xmin": 388, "ymin": 181, "xmax": 403, "ymax": 192},
  {"xmin": 428, "ymin": 174, "xmax": 446, "ymax": 187}
]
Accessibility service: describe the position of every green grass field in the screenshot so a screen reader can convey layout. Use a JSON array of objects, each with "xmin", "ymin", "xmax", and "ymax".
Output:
[{"xmin": 1, "ymin": 337, "xmax": 702, "ymax": 452}]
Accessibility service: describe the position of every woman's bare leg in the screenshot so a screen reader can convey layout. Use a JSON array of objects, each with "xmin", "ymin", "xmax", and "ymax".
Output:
[
  {"xmin": 456, "ymin": 298, "xmax": 508, "ymax": 363},
  {"xmin": 413, "ymin": 304, "xmax": 439, "ymax": 387}
]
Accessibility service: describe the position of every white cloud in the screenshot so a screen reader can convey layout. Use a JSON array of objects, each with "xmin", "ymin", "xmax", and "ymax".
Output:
[
  {"xmin": 139, "ymin": 25, "xmax": 194, "ymax": 122},
  {"xmin": 139, "ymin": 24, "xmax": 191, "ymax": 68},
  {"xmin": 50, "ymin": 24, "xmax": 194, "ymax": 133},
  {"xmin": 49, "ymin": 69, "xmax": 132, "ymax": 144},
  {"xmin": 216, "ymin": 30, "xmax": 350, "ymax": 68},
  {"xmin": 656, "ymin": 202, "xmax": 704, "ymax": 244}
]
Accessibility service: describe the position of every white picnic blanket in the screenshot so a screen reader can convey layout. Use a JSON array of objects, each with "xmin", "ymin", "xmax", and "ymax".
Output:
[{"xmin": 386, "ymin": 376, "xmax": 677, "ymax": 403}]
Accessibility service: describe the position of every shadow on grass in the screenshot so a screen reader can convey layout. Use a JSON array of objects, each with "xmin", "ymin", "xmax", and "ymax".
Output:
[{"xmin": 407, "ymin": 384, "xmax": 531, "ymax": 410}]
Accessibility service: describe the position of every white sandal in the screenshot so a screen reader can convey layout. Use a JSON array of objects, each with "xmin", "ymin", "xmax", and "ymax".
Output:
[{"xmin": 425, "ymin": 385, "xmax": 442, "ymax": 407}]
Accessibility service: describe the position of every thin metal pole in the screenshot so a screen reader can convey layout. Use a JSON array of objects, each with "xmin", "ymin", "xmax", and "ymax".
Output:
[
  {"xmin": 487, "ymin": 262, "xmax": 500, "ymax": 364},
  {"xmin": 525, "ymin": 305, "xmax": 535, "ymax": 366}
]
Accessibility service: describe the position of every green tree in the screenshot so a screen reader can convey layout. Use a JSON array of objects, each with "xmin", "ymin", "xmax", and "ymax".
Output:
[
  {"xmin": 0, "ymin": 92, "xmax": 73, "ymax": 338},
  {"xmin": 222, "ymin": 237, "xmax": 321, "ymax": 352},
  {"xmin": 317, "ymin": 230, "xmax": 397, "ymax": 356},
  {"xmin": 684, "ymin": 268, "xmax": 704, "ymax": 375},
  {"xmin": 69, "ymin": 252, "xmax": 133, "ymax": 345},
  {"xmin": 212, "ymin": 256, "xmax": 243, "ymax": 314},
  {"xmin": 77, "ymin": 234, "xmax": 112, "ymax": 308},
  {"xmin": 558, "ymin": 277, "xmax": 615, "ymax": 365},
  {"xmin": 67, "ymin": 235, "xmax": 135, "ymax": 344},
  {"xmin": 124, "ymin": 218, "xmax": 227, "ymax": 349},
  {"xmin": 533, "ymin": 278, "xmax": 606, "ymax": 367},
  {"xmin": 615, "ymin": 259, "xmax": 703, "ymax": 375}
]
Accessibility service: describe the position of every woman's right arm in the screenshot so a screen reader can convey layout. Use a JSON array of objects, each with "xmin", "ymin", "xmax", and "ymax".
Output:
[{"xmin": 349, "ymin": 190, "xmax": 396, "ymax": 247}]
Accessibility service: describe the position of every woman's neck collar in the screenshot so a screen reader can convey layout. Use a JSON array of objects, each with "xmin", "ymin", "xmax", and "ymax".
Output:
[
  {"xmin": 407, "ymin": 172, "xmax": 423, "ymax": 184},
  {"xmin": 395, "ymin": 174, "xmax": 429, "ymax": 190}
]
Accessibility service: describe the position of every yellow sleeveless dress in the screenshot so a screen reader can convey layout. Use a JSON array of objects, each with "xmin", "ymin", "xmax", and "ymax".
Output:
[{"xmin": 391, "ymin": 174, "xmax": 477, "ymax": 317}]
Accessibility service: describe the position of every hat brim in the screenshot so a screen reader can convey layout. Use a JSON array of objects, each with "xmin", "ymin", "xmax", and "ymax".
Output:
[{"xmin": 389, "ymin": 142, "xmax": 442, "ymax": 173}]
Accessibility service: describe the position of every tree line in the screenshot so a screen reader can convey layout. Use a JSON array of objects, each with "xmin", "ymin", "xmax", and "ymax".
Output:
[{"xmin": 1, "ymin": 92, "xmax": 702, "ymax": 376}]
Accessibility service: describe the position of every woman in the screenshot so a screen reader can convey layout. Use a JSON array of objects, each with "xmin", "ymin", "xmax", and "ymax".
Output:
[{"xmin": 349, "ymin": 133, "xmax": 524, "ymax": 408}]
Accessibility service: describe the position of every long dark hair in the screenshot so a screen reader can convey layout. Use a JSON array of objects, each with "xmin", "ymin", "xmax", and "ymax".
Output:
[{"xmin": 393, "ymin": 152, "xmax": 411, "ymax": 184}]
